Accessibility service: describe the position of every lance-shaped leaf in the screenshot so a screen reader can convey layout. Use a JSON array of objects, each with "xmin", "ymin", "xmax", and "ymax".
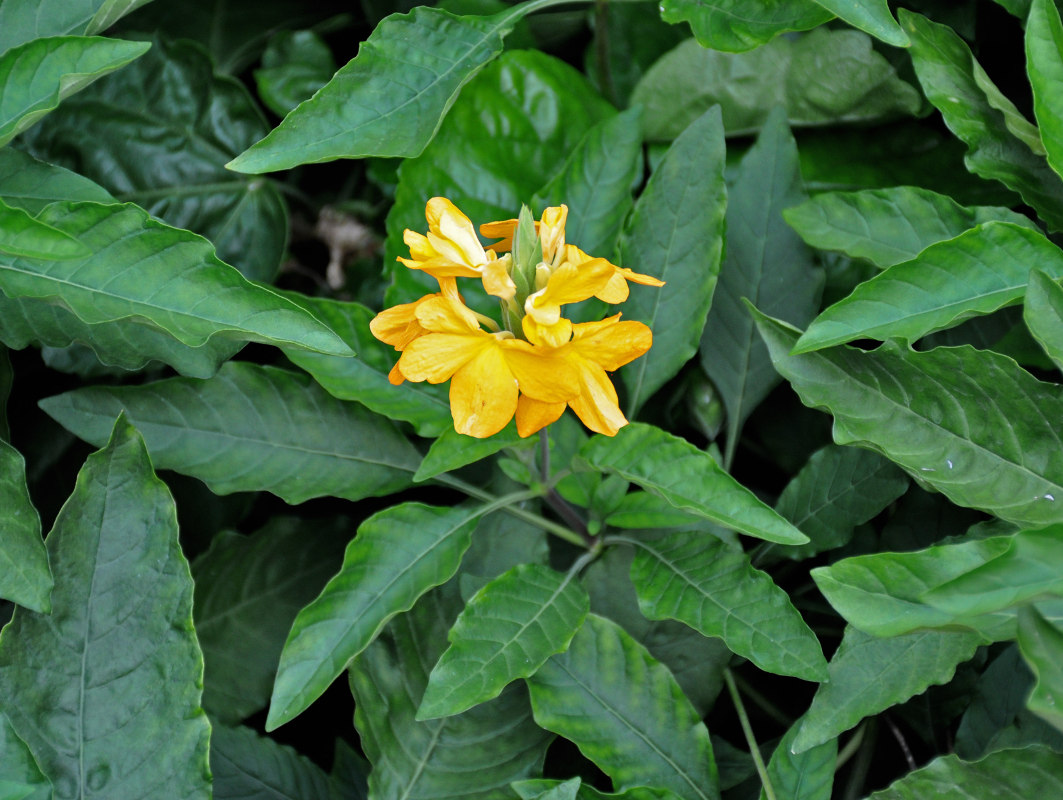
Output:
[
  {"xmin": 658, "ymin": 0, "xmax": 831, "ymax": 53},
  {"xmin": 254, "ymin": 30, "xmax": 337, "ymax": 117},
  {"xmin": 418, "ymin": 564, "xmax": 589, "ymax": 720},
  {"xmin": 794, "ymin": 222, "xmax": 1063, "ymax": 352},
  {"xmin": 0, "ymin": 148, "xmax": 112, "ymax": 215},
  {"xmin": 229, "ymin": 5, "xmax": 525, "ymax": 172},
  {"xmin": 0, "ymin": 712, "xmax": 50, "ymax": 800},
  {"xmin": 527, "ymin": 613, "xmax": 720, "ymax": 800},
  {"xmin": 0, "ymin": 441, "xmax": 51, "ymax": 613},
  {"xmin": 268, "ymin": 503, "xmax": 481, "ymax": 731},
  {"xmin": 792, "ymin": 626, "xmax": 980, "ymax": 752},
  {"xmin": 901, "ymin": 9, "xmax": 1063, "ymax": 230},
  {"xmin": 1028, "ymin": 0, "xmax": 1063, "ymax": 180},
  {"xmin": 351, "ymin": 584, "xmax": 553, "ymax": 800},
  {"xmin": 783, "ymin": 186, "xmax": 1037, "ymax": 268},
  {"xmin": 619, "ymin": 106, "xmax": 726, "ymax": 413},
  {"xmin": 759, "ymin": 718, "xmax": 836, "ymax": 800},
  {"xmin": 807, "ymin": 0, "xmax": 907, "ymax": 46},
  {"xmin": 0, "ymin": 199, "xmax": 86, "ymax": 260},
  {"xmin": 0, "ymin": 0, "xmax": 156, "ymax": 53},
  {"xmin": 0, "ymin": 417, "xmax": 212, "ymax": 798},
  {"xmin": 755, "ymin": 310, "xmax": 1063, "ymax": 527},
  {"xmin": 211, "ymin": 723, "xmax": 332, "ymax": 800},
  {"xmin": 40, "ymin": 362, "xmax": 419, "ymax": 503},
  {"xmin": 0, "ymin": 36, "xmax": 148, "ymax": 147},
  {"xmin": 0, "ymin": 202, "xmax": 350, "ymax": 356},
  {"xmin": 414, "ymin": 422, "xmax": 526, "ymax": 482},
  {"xmin": 868, "ymin": 746, "xmax": 1063, "ymax": 798},
  {"xmin": 1018, "ymin": 606, "xmax": 1063, "ymax": 732},
  {"xmin": 582, "ymin": 423, "xmax": 808, "ymax": 545},
  {"xmin": 1025, "ymin": 268, "xmax": 1063, "ymax": 371}
]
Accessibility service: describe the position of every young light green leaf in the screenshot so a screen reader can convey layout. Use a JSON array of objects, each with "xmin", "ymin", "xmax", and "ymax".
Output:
[
  {"xmin": 582, "ymin": 423, "xmax": 808, "ymax": 545},
  {"xmin": 783, "ymin": 186, "xmax": 1037, "ymax": 268},
  {"xmin": 658, "ymin": 0, "xmax": 832, "ymax": 53},
  {"xmin": 0, "ymin": 199, "xmax": 87, "ymax": 260},
  {"xmin": 759, "ymin": 717, "xmax": 836, "ymax": 800},
  {"xmin": 0, "ymin": 712, "xmax": 50, "ymax": 800},
  {"xmin": 792, "ymin": 626, "xmax": 980, "ymax": 752},
  {"xmin": 901, "ymin": 9, "xmax": 1063, "ymax": 230},
  {"xmin": 807, "ymin": 0, "xmax": 908, "ymax": 46},
  {"xmin": 268, "ymin": 503, "xmax": 481, "ymax": 731},
  {"xmin": 414, "ymin": 422, "xmax": 526, "ymax": 482},
  {"xmin": 253, "ymin": 30, "xmax": 337, "ymax": 117},
  {"xmin": 624, "ymin": 530, "xmax": 827, "ymax": 681},
  {"xmin": 40, "ymin": 362, "xmax": 419, "ymax": 504},
  {"xmin": 0, "ymin": 148, "xmax": 113, "ymax": 215},
  {"xmin": 527, "ymin": 613, "xmax": 720, "ymax": 800},
  {"xmin": 211, "ymin": 723, "xmax": 332, "ymax": 800},
  {"xmin": 1018, "ymin": 606, "xmax": 1063, "ymax": 732},
  {"xmin": 351, "ymin": 584, "xmax": 553, "ymax": 800},
  {"xmin": 0, "ymin": 417, "xmax": 212, "ymax": 799},
  {"xmin": 619, "ymin": 106, "xmax": 726, "ymax": 413},
  {"xmin": 755, "ymin": 310, "xmax": 1063, "ymax": 527},
  {"xmin": 1028, "ymin": 0, "xmax": 1063, "ymax": 180},
  {"xmin": 229, "ymin": 5, "xmax": 524, "ymax": 172},
  {"xmin": 868, "ymin": 746, "xmax": 1063, "ymax": 798},
  {"xmin": 793, "ymin": 222, "xmax": 1063, "ymax": 352},
  {"xmin": 193, "ymin": 519, "xmax": 349, "ymax": 723},
  {"xmin": 1025, "ymin": 269, "xmax": 1063, "ymax": 371},
  {"xmin": 0, "ymin": 36, "xmax": 149, "ymax": 147},
  {"xmin": 0, "ymin": 0, "xmax": 156, "ymax": 53},
  {"xmin": 0, "ymin": 441, "xmax": 51, "ymax": 613}
]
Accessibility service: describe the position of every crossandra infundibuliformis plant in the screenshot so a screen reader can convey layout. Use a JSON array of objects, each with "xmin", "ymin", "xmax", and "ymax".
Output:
[{"xmin": 3, "ymin": 0, "xmax": 1063, "ymax": 797}]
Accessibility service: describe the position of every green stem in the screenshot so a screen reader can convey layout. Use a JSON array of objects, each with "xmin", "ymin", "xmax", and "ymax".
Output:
[
  {"xmin": 731, "ymin": 671, "xmax": 792, "ymax": 728},
  {"xmin": 835, "ymin": 723, "xmax": 866, "ymax": 772},
  {"xmin": 724, "ymin": 669, "xmax": 777, "ymax": 800},
  {"xmin": 842, "ymin": 718, "xmax": 877, "ymax": 800}
]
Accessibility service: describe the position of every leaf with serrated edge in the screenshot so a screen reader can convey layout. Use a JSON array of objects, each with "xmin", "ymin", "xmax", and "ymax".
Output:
[
  {"xmin": 868, "ymin": 746, "xmax": 1063, "ymax": 799},
  {"xmin": 625, "ymin": 530, "xmax": 827, "ymax": 681},
  {"xmin": 210, "ymin": 723, "xmax": 332, "ymax": 800},
  {"xmin": 582, "ymin": 423, "xmax": 808, "ymax": 545},
  {"xmin": 0, "ymin": 416, "xmax": 212, "ymax": 799},
  {"xmin": 415, "ymin": 421, "xmax": 526, "ymax": 482},
  {"xmin": 0, "ymin": 0, "xmax": 155, "ymax": 52},
  {"xmin": 619, "ymin": 106, "xmax": 726, "ymax": 413},
  {"xmin": 755, "ymin": 309, "xmax": 1063, "ymax": 527},
  {"xmin": 268, "ymin": 503, "xmax": 481, "ymax": 730},
  {"xmin": 807, "ymin": 0, "xmax": 908, "ymax": 46},
  {"xmin": 792, "ymin": 626, "xmax": 980, "ymax": 753},
  {"xmin": 528, "ymin": 613, "xmax": 720, "ymax": 800},
  {"xmin": 794, "ymin": 222, "xmax": 1063, "ymax": 352},
  {"xmin": 418, "ymin": 564, "xmax": 589, "ymax": 719},
  {"xmin": 1028, "ymin": 0, "xmax": 1063, "ymax": 180},
  {"xmin": 40, "ymin": 362, "xmax": 419, "ymax": 504},
  {"xmin": 1025, "ymin": 269, "xmax": 1063, "ymax": 371},
  {"xmin": 0, "ymin": 441, "xmax": 51, "ymax": 613},
  {"xmin": 658, "ymin": 0, "xmax": 831, "ymax": 53},
  {"xmin": 759, "ymin": 716, "xmax": 836, "ymax": 800}
]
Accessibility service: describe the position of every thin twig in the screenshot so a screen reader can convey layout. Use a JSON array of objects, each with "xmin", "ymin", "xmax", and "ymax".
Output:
[{"xmin": 724, "ymin": 669, "xmax": 777, "ymax": 800}]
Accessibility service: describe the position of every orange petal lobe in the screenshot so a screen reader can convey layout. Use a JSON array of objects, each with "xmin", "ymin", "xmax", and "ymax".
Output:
[
  {"xmin": 516, "ymin": 395, "xmax": 566, "ymax": 437},
  {"xmin": 450, "ymin": 346, "xmax": 518, "ymax": 437}
]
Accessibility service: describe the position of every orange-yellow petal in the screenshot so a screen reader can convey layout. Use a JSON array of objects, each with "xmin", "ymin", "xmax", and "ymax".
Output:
[
  {"xmin": 516, "ymin": 395, "xmax": 566, "ymax": 437},
  {"xmin": 482, "ymin": 256, "xmax": 517, "ymax": 300},
  {"xmin": 539, "ymin": 205, "xmax": 567, "ymax": 263},
  {"xmin": 570, "ymin": 316, "xmax": 652, "ymax": 372},
  {"xmin": 596, "ymin": 270, "xmax": 630, "ymax": 304},
  {"xmin": 369, "ymin": 294, "xmax": 435, "ymax": 349},
  {"xmin": 620, "ymin": 266, "xmax": 666, "ymax": 288},
  {"xmin": 450, "ymin": 345, "xmax": 519, "ymax": 438},
  {"xmin": 414, "ymin": 295, "xmax": 482, "ymax": 335},
  {"xmin": 522, "ymin": 315, "xmax": 572, "ymax": 349},
  {"xmin": 526, "ymin": 258, "xmax": 614, "ymax": 325},
  {"xmin": 501, "ymin": 339, "xmax": 579, "ymax": 403},
  {"xmin": 480, "ymin": 218, "xmax": 519, "ymax": 252},
  {"xmin": 568, "ymin": 360, "xmax": 627, "ymax": 436},
  {"xmin": 388, "ymin": 361, "xmax": 406, "ymax": 386},
  {"xmin": 398, "ymin": 333, "xmax": 488, "ymax": 384}
]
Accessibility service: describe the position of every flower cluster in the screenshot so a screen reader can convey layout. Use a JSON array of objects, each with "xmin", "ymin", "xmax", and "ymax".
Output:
[{"xmin": 371, "ymin": 197, "xmax": 663, "ymax": 439}]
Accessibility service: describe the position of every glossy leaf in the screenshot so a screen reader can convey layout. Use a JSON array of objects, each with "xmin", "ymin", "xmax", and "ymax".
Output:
[
  {"xmin": 0, "ymin": 0, "xmax": 156, "ymax": 53},
  {"xmin": 792, "ymin": 626, "xmax": 980, "ymax": 752},
  {"xmin": 0, "ymin": 417, "xmax": 212, "ymax": 798},
  {"xmin": 783, "ymin": 186, "xmax": 1037, "ymax": 268},
  {"xmin": 268, "ymin": 503, "xmax": 480, "ymax": 730},
  {"xmin": 0, "ymin": 198, "xmax": 86, "ymax": 260},
  {"xmin": 211, "ymin": 723, "xmax": 332, "ymax": 800},
  {"xmin": 582, "ymin": 423, "xmax": 808, "ymax": 545},
  {"xmin": 527, "ymin": 613, "xmax": 720, "ymax": 800},
  {"xmin": 40, "ymin": 362, "xmax": 419, "ymax": 503},
  {"xmin": 351, "ymin": 584, "xmax": 553, "ymax": 800},
  {"xmin": 414, "ymin": 421, "xmax": 526, "ymax": 482},
  {"xmin": 254, "ymin": 30, "xmax": 336, "ymax": 117},
  {"xmin": 192, "ymin": 519, "xmax": 350, "ymax": 723},
  {"xmin": 1028, "ymin": 0, "xmax": 1063, "ymax": 180},
  {"xmin": 759, "ymin": 718, "xmax": 836, "ymax": 800},
  {"xmin": 625, "ymin": 529, "xmax": 827, "ymax": 681},
  {"xmin": 1018, "ymin": 606, "xmax": 1063, "ymax": 732},
  {"xmin": 514, "ymin": 781, "xmax": 683, "ymax": 800},
  {"xmin": 0, "ymin": 441, "xmax": 51, "ymax": 613},
  {"xmin": 901, "ymin": 9, "xmax": 1063, "ymax": 230},
  {"xmin": 868, "ymin": 746, "xmax": 1063, "ymax": 798},
  {"xmin": 658, "ymin": 0, "xmax": 831, "ymax": 53},
  {"xmin": 808, "ymin": 0, "xmax": 907, "ymax": 46},
  {"xmin": 0, "ymin": 712, "xmax": 49, "ymax": 800},
  {"xmin": 0, "ymin": 36, "xmax": 148, "ymax": 147},
  {"xmin": 1025, "ymin": 269, "xmax": 1063, "ymax": 371},
  {"xmin": 0, "ymin": 148, "xmax": 112, "ymax": 214},
  {"xmin": 419, "ymin": 564, "xmax": 589, "ymax": 719},
  {"xmin": 755, "ymin": 311, "xmax": 1063, "ymax": 527},
  {"xmin": 619, "ymin": 106, "xmax": 726, "ymax": 412},
  {"xmin": 605, "ymin": 491, "xmax": 705, "ymax": 530}
]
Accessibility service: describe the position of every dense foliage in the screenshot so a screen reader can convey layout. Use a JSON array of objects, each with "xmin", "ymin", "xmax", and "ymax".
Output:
[{"xmin": 2, "ymin": 0, "xmax": 1063, "ymax": 797}]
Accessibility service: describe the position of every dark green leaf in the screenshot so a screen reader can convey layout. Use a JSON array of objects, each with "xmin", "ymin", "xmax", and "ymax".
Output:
[
  {"xmin": 605, "ymin": 491, "xmax": 705, "ymax": 530},
  {"xmin": 1025, "ymin": 269, "xmax": 1063, "ymax": 371},
  {"xmin": 0, "ymin": 417, "xmax": 211, "ymax": 798},
  {"xmin": 40, "ymin": 362, "xmax": 418, "ymax": 503},
  {"xmin": 1028, "ymin": 0, "xmax": 1063, "ymax": 180},
  {"xmin": 268, "ymin": 503, "xmax": 480, "ymax": 730},
  {"xmin": 955, "ymin": 645, "xmax": 1040, "ymax": 759},
  {"xmin": 414, "ymin": 422, "xmax": 526, "ymax": 482},
  {"xmin": 759, "ymin": 718, "xmax": 836, "ymax": 800},
  {"xmin": 254, "ymin": 30, "xmax": 337, "ymax": 117},
  {"xmin": 0, "ymin": 0, "xmax": 155, "ymax": 53},
  {"xmin": 0, "ymin": 346, "xmax": 9, "ymax": 440},
  {"xmin": 755, "ymin": 311, "xmax": 1063, "ymax": 527},
  {"xmin": 807, "ymin": 0, "xmax": 907, "ymax": 45},
  {"xmin": 792, "ymin": 626, "xmax": 980, "ymax": 752},
  {"xmin": 1018, "ymin": 606, "xmax": 1063, "ymax": 731},
  {"xmin": 0, "ymin": 147, "xmax": 113, "ymax": 214},
  {"xmin": 868, "ymin": 746, "xmax": 1063, "ymax": 798},
  {"xmin": 211, "ymin": 723, "xmax": 332, "ymax": 800},
  {"xmin": 527, "ymin": 613, "xmax": 720, "ymax": 800},
  {"xmin": 619, "ymin": 106, "xmax": 726, "ymax": 412},
  {"xmin": 0, "ymin": 441, "xmax": 51, "ymax": 613},
  {"xmin": 582, "ymin": 424, "xmax": 808, "ymax": 545},
  {"xmin": 658, "ymin": 0, "xmax": 831, "ymax": 53},
  {"xmin": 514, "ymin": 780, "xmax": 683, "ymax": 800},
  {"xmin": 0, "ymin": 712, "xmax": 49, "ymax": 800},
  {"xmin": 0, "ymin": 198, "xmax": 87, "ymax": 260}
]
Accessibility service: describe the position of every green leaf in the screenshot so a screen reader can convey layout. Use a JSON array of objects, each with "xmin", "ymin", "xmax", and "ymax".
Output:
[
  {"xmin": 528, "ymin": 614, "xmax": 720, "ymax": 800},
  {"xmin": 754, "ymin": 311, "xmax": 1063, "ymax": 528},
  {"xmin": 23, "ymin": 37, "xmax": 288, "ymax": 282},
  {"xmin": 514, "ymin": 780, "xmax": 684, "ymax": 800},
  {"xmin": 229, "ymin": 5, "xmax": 525, "ymax": 171},
  {"xmin": 794, "ymin": 222, "xmax": 1063, "ymax": 352},
  {"xmin": 0, "ymin": 417, "xmax": 211, "ymax": 799},
  {"xmin": 631, "ymin": 32, "xmax": 921, "ymax": 142},
  {"xmin": 514, "ymin": 777, "xmax": 581, "ymax": 800},
  {"xmin": 619, "ymin": 106, "xmax": 726, "ymax": 412},
  {"xmin": 658, "ymin": 0, "xmax": 831, "ymax": 52},
  {"xmin": 419, "ymin": 564, "xmax": 589, "ymax": 719},
  {"xmin": 582, "ymin": 424, "xmax": 808, "ymax": 545},
  {"xmin": 0, "ymin": 346, "xmax": 9, "ymax": 440},
  {"xmin": 901, "ymin": 9, "xmax": 1063, "ymax": 230},
  {"xmin": 0, "ymin": 0, "xmax": 156, "ymax": 53},
  {"xmin": 807, "ymin": 0, "xmax": 908, "ymax": 46},
  {"xmin": 211, "ymin": 723, "xmax": 332, "ymax": 800},
  {"xmin": 699, "ymin": 107, "xmax": 820, "ymax": 465},
  {"xmin": 759, "ymin": 721, "xmax": 835, "ymax": 800},
  {"xmin": 605, "ymin": 491, "xmax": 705, "ymax": 530},
  {"xmin": 783, "ymin": 186, "xmax": 1037, "ymax": 268},
  {"xmin": 1019, "ymin": 606, "xmax": 1063, "ymax": 732},
  {"xmin": 624, "ymin": 529, "xmax": 827, "ymax": 681},
  {"xmin": 0, "ymin": 35, "xmax": 148, "ymax": 147},
  {"xmin": 868, "ymin": 746, "xmax": 1063, "ymax": 798},
  {"xmin": 1025, "ymin": 268, "xmax": 1063, "ymax": 371},
  {"xmin": 0, "ymin": 148, "xmax": 112, "ymax": 214},
  {"xmin": 1028, "ymin": 0, "xmax": 1063, "ymax": 180},
  {"xmin": 0, "ymin": 198, "xmax": 87, "ymax": 260},
  {"xmin": 254, "ymin": 30, "xmax": 337, "ymax": 117},
  {"xmin": 773, "ymin": 445, "xmax": 908, "ymax": 560},
  {"xmin": 351, "ymin": 583, "xmax": 553, "ymax": 800},
  {"xmin": 193, "ymin": 519, "xmax": 350, "ymax": 723},
  {"xmin": 268, "ymin": 503, "xmax": 481, "ymax": 731},
  {"xmin": 0, "ymin": 441, "xmax": 51, "ymax": 613},
  {"xmin": 0, "ymin": 712, "xmax": 49, "ymax": 800},
  {"xmin": 414, "ymin": 421, "xmax": 526, "ymax": 482},
  {"xmin": 40, "ymin": 361, "xmax": 418, "ymax": 503},
  {"xmin": 792, "ymin": 626, "xmax": 980, "ymax": 753}
]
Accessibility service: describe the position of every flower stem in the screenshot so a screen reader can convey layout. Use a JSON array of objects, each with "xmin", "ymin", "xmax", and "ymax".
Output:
[{"xmin": 724, "ymin": 668, "xmax": 777, "ymax": 800}]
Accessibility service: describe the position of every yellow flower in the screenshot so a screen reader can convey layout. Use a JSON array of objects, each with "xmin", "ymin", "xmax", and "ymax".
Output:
[
  {"xmin": 558, "ymin": 244, "xmax": 666, "ymax": 304},
  {"xmin": 480, "ymin": 204, "xmax": 568, "ymax": 266},
  {"xmin": 522, "ymin": 256, "xmax": 615, "ymax": 347}
]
